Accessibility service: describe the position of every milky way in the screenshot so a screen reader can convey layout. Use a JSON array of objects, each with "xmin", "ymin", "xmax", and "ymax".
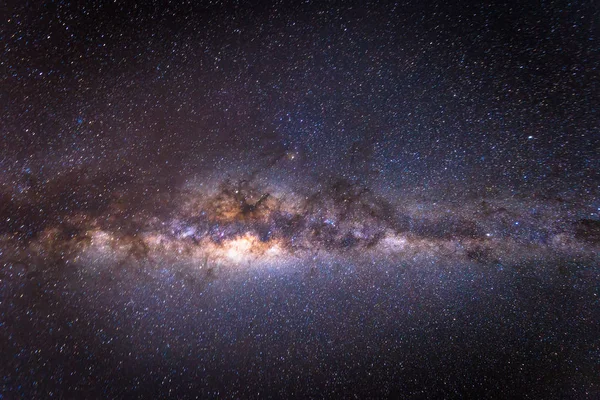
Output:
[
  {"xmin": 1, "ymin": 0, "xmax": 599, "ymax": 398},
  {"xmin": 2, "ymin": 174, "xmax": 598, "ymax": 274}
]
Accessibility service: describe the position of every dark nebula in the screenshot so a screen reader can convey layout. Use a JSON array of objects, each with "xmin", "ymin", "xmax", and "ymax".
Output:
[{"xmin": 1, "ymin": 0, "xmax": 599, "ymax": 398}]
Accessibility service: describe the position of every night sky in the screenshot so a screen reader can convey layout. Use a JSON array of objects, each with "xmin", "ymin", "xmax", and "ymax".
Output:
[{"xmin": 1, "ymin": 0, "xmax": 599, "ymax": 398}]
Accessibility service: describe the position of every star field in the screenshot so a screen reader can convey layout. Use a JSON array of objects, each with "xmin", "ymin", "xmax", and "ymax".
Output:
[{"xmin": 1, "ymin": 0, "xmax": 599, "ymax": 398}]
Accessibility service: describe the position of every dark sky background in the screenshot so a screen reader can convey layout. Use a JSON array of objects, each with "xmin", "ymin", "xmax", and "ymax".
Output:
[
  {"xmin": 1, "ymin": 1, "xmax": 599, "ymax": 399},
  {"xmin": 2, "ymin": 0, "xmax": 598, "ymax": 193}
]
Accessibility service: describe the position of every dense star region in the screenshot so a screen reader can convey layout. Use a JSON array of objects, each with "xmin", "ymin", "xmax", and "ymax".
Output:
[{"xmin": 1, "ymin": 0, "xmax": 599, "ymax": 398}]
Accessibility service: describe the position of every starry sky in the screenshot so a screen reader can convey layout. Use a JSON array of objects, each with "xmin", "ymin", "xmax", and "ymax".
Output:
[{"xmin": 1, "ymin": 0, "xmax": 599, "ymax": 398}]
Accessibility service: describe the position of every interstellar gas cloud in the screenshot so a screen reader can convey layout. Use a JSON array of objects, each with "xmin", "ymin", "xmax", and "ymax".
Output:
[{"xmin": 1, "ymin": 1, "xmax": 599, "ymax": 398}]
